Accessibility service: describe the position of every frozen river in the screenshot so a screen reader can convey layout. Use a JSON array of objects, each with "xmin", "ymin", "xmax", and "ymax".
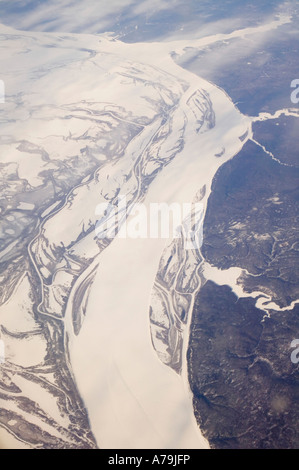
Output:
[
  {"xmin": 0, "ymin": 23, "xmax": 253, "ymax": 449},
  {"xmin": 64, "ymin": 62, "xmax": 251, "ymax": 448}
]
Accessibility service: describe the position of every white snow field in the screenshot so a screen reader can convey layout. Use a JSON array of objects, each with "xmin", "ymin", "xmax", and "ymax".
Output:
[{"xmin": 2, "ymin": 16, "xmax": 290, "ymax": 448}]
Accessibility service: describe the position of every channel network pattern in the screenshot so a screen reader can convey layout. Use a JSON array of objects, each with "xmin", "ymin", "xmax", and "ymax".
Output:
[{"xmin": 0, "ymin": 18, "xmax": 295, "ymax": 449}]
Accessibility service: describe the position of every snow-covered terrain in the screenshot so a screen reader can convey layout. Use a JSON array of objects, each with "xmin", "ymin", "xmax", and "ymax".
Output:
[{"xmin": 0, "ymin": 14, "xmax": 290, "ymax": 448}]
